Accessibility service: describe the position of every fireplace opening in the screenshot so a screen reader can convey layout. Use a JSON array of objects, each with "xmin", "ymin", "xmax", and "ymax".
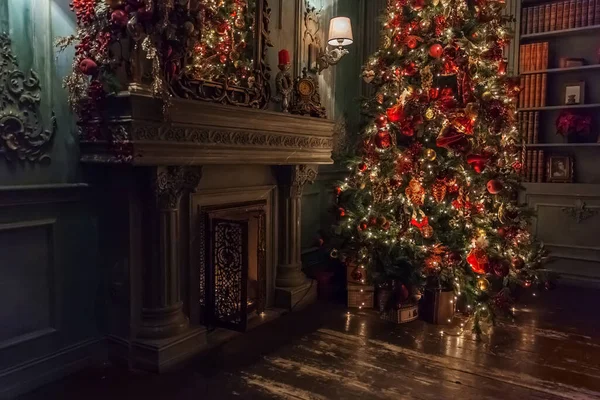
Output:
[{"xmin": 200, "ymin": 202, "xmax": 267, "ymax": 332}]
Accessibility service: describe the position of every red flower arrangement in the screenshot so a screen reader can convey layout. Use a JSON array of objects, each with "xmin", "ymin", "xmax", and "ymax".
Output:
[{"xmin": 556, "ymin": 111, "xmax": 592, "ymax": 137}]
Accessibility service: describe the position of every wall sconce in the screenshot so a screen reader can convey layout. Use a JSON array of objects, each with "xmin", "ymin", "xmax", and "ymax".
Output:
[{"xmin": 317, "ymin": 16, "xmax": 353, "ymax": 73}]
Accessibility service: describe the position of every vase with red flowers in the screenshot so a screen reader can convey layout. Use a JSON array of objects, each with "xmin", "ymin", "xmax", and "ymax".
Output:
[{"xmin": 556, "ymin": 111, "xmax": 594, "ymax": 143}]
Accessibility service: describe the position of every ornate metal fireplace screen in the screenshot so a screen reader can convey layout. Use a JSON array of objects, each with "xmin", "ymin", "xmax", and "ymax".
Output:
[{"xmin": 201, "ymin": 204, "xmax": 266, "ymax": 331}]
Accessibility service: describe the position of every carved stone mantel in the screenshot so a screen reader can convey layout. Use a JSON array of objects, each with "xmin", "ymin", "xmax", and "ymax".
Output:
[{"xmin": 79, "ymin": 92, "xmax": 335, "ymax": 166}]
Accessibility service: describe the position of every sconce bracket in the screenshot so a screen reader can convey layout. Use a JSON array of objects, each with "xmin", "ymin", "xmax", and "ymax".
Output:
[{"xmin": 317, "ymin": 47, "xmax": 350, "ymax": 73}]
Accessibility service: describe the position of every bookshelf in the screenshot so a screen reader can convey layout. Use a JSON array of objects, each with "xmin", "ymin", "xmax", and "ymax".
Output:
[{"xmin": 516, "ymin": 0, "xmax": 600, "ymax": 283}]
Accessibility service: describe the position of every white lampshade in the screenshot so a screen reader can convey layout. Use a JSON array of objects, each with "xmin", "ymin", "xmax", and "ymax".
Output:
[{"xmin": 328, "ymin": 17, "xmax": 353, "ymax": 47}]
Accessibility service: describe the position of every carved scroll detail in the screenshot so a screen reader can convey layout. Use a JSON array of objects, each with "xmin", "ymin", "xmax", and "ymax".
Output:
[
  {"xmin": 0, "ymin": 34, "xmax": 55, "ymax": 162},
  {"xmin": 561, "ymin": 200, "xmax": 599, "ymax": 224}
]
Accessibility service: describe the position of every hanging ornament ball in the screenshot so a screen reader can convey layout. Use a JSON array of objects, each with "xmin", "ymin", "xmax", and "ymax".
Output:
[
  {"xmin": 429, "ymin": 43, "xmax": 444, "ymax": 58},
  {"xmin": 335, "ymin": 186, "xmax": 342, "ymax": 196},
  {"xmin": 359, "ymin": 182, "xmax": 366, "ymax": 190},
  {"xmin": 487, "ymin": 179, "xmax": 504, "ymax": 194},
  {"xmin": 358, "ymin": 162, "xmax": 368, "ymax": 172},
  {"xmin": 421, "ymin": 225, "xmax": 434, "ymax": 239},
  {"xmin": 351, "ymin": 267, "xmax": 364, "ymax": 281},
  {"xmin": 338, "ymin": 207, "xmax": 346, "ymax": 217},
  {"xmin": 377, "ymin": 216, "xmax": 388, "ymax": 226},
  {"xmin": 368, "ymin": 216, "xmax": 378, "ymax": 226},
  {"xmin": 110, "ymin": 9, "xmax": 129, "ymax": 26},
  {"xmin": 420, "ymin": 19, "xmax": 432, "ymax": 31},
  {"xmin": 217, "ymin": 21, "xmax": 230, "ymax": 35},
  {"xmin": 512, "ymin": 161, "xmax": 523, "ymax": 171},
  {"xmin": 234, "ymin": 17, "xmax": 245, "ymax": 29},
  {"xmin": 477, "ymin": 278, "xmax": 489, "ymax": 291},
  {"xmin": 376, "ymin": 93, "xmax": 384, "ymax": 104},
  {"xmin": 183, "ymin": 21, "xmax": 195, "ymax": 34},
  {"xmin": 425, "ymin": 108, "xmax": 435, "ymax": 120},
  {"xmin": 424, "ymin": 148, "xmax": 437, "ymax": 161},
  {"xmin": 330, "ymin": 248, "xmax": 339, "ymax": 258},
  {"xmin": 78, "ymin": 58, "xmax": 98, "ymax": 76},
  {"xmin": 406, "ymin": 36, "xmax": 419, "ymax": 49},
  {"xmin": 412, "ymin": 0, "xmax": 425, "ymax": 10},
  {"xmin": 383, "ymin": 221, "xmax": 391, "ymax": 230},
  {"xmin": 497, "ymin": 227, "xmax": 507, "ymax": 237},
  {"xmin": 482, "ymin": 91, "xmax": 493, "ymax": 101},
  {"xmin": 493, "ymin": 261, "xmax": 510, "ymax": 278},
  {"xmin": 219, "ymin": 54, "xmax": 228, "ymax": 64},
  {"xmin": 359, "ymin": 221, "xmax": 369, "ymax": 231}
]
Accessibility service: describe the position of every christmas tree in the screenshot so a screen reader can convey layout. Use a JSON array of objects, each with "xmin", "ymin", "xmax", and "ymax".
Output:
[{"xmin": 334, "ymin": 0, "xmax": 551, "ymax": 330}]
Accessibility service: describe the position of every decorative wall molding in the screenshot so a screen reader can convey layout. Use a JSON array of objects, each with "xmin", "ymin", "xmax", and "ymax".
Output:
[
  {"xmin": 0, "ymin": 34, "xmax": 55, "ymax": 162},
  {"xmin": 561, "ymin": 199, "xmax": 600, "ymax": 224},
  {"xmin": 154, "ymin": 166, "xmax": 202, "ymax": 210},
  {"xmin": 133, "ymin": 123, "xmax": 333, "ymax": 150}
]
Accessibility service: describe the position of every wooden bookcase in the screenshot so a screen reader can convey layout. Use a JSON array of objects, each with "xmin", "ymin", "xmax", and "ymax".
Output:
[{"xmin": 514, "ymin": 0, "xmax": 600, "ymax": 284}]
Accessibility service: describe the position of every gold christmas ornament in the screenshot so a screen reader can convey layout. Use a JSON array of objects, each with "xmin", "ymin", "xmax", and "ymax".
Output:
[
  {"xmin": 419, "ymin": 19, "xmax": 432, "ymax": 32},
  {"xmin": 432, "ymin": 179, "xmax": 447, "ymax": 202},
  {"xmin": 465, "ymin": 102, "xmax": 479, "ymax": 120},
  {"xmin": 421, "ymin": 225, "xmax": 434, "ymax": 239},
  {"xmin": 482, "ymin": 91, "xmax": 493, "ymax": 101},
  {"xmin": 359, "ymin": 182, "xmax": 367, "ymax": 190},
  {"xmin": 424, "ymin": 148, "xmax": 437, "ymax": 161},
  {"xmin": 381, "ymin": 34, "xmax": 392, "ymax": 49},
  {"xmin": 405, "ymin": 178, "xmax": 425, "ymax": 206},
  {"xmin": 425, "ymin": 108, "xmax": 435, "ymax": 120},
  {"xmin": 477, "ymin": 278, "xmax": 489, "ymax": 291}
]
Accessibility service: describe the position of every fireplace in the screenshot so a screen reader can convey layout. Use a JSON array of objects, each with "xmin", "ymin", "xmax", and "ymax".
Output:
[{"xmin": 200, "ymin": 202, "xmax": 267, "ymax": 331}]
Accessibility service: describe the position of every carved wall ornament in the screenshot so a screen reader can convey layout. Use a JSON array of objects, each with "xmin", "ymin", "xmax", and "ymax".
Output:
[
  {"xmin": 291, "ymin": 164, "xmax": 318, "ymax": 197},
  {"xmin": 0, "ymin": 34, "xmax": 55, "ymax": 162},
  {"xmin": 132, "ymin": 123, "xmax": 333, "ymax": 149},
  {"xmin": 154, "ymin": 166, "xmax": 203, "ymax": 209},
  {"xmin": 561, "ymin": 199, "xmax": 599, "ymax": 224},
  {"xmin": 303, "ymin": 1, "xmax": 323, "ymax": 73}
]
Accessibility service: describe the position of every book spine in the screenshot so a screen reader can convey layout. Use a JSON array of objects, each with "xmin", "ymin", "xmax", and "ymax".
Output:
[
  {"xmin": 541, "ymin": 74, "xmax": 547, "ymax": 106},
  {"xmin": 551, "ymin": 3, "xmax": 558, "ymax": 30},
  {"xmin": 520, "ymin": 112, "xmax": 528, "ymax": 144},
  {"xmin": 519, "ymin": 45, "xmax": 525, "ymax": 73},
  {"xmin": 589, "ymin": 0, "xmax": 595, "ymax": 24},
  {"xmin": 527, "ymin": 150, "xmax": 534, "ymax": 182},
  {"xmin": 583, "ymin": 0, "xmax": 590, "ymax": 25},
  {"xmin": 533, "ymin": 6, "xmax": 540, "ymax": 33},
  {"xmin": 524, "ymin": 75, "xmax": 532, "ymax": 108},
  {"xmin": 522, "ymin": 8, "xmax": 528, "ymax": 34},
  {"xmin": 576, "ymin": 0, "xmax": 583, "ymax": 27},
  {"xmin": 569, "ymin": 0, "xmax": 576, "ymax": 28},
  {"xmin": 534, "ymin": 74, "xmax": 542, "ymax": 107},
  {"xmin": 544, "ymin": 4, "xmax": 552, "ymax": 31},
  {"xmin": 542, "ymin": 42, "xmax": 549, "ymax": 69},
  {"xmin": 533, "ymin": 112, "xmax": 539, "ymax": 143},
  {"xmin": 539, "ymin": 5, "xmax": 546, "ymax": 31},
  {"xmin": 537, "ymin": 151, "xmax": 545, "ymax": 182},
  {"xmin": 528, "ymin": 6, "xmax": 534, "ymax": 33},
  {"xmin": 557, "ymin": 2, "xmax": 564, "ymax": 30},
  {"xmin": 596, "ymin": 0, "xmax": 600, "ymax": 24},
  {"xmin": 563, "ymin": 1, "xmax": 570, "ymax": 28},
  {"xmin": 531, "ymin": 150, "xmax": 538, "ymax": 182},
  {"xmin": 527, "ymin": 112, "xmax": 535, "ymax": 144},
  {"xmin": 519, "ymin": 77, "xmax": 525, "ymax": 108},
  {"xmin": 536, "ymin": 42, "xmax": 542, "ymax": 70}
]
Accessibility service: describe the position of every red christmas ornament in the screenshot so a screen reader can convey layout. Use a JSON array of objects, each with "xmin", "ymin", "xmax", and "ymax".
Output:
[
  {"xmin": 429, "ymin": 87, "xmax": 440, "ymax": 100},
  {"xmin": 497, "ymin": 227, "xmax": 507, "ymax": 237},
  {"xmin": 436, "ymin": 125, "xmax": 470, "ymax": 153},
  {"xmin": 512, "ymin": 257, "xmax": 525, "ymax": 270},
  {"xmin": 382, "ymin": 221, "xmax": 391, "ymax": 230},
  {"xmin": 410, "ymin": 216, "xmax": 429, "ymax": 229},
  {"xmin": 403, "ymin": 62, "xmax": 417, "ymax": 76},
  {"xmin": 512, "ymin": 161, "xmax": 523, "ymax": 171},
  {"xmin": 376, "ymin": 114, "xmax": 388, "ymax": 128},
  {"xmin": 338, "ymin": 207, "xmax": 346, "ymax": 217},
  {"xmin": 359, "ymin": 221, "xmax": 369, "ymax": 231},
  {"xmin": 351, "ymin": 267, "xmax": 364, "ymax": 281},
  {"xmin": 493, "ymin": 260, "xmax": 510, "ymax": 277},
  {"xmin": 467, "ymin": 248, "xmax": 489, "ymax": 274},
  {"xmin": 466, "ymin": 154, "xmax": 489, "ymax": 173},
  {"xmin": 335, "ymin": 187, "xmax": 342, "ymax": 196},
  {"xmin": 498, "ymin": 59, "xmax": 508, "ymax": 75},
  {"xmin": 368, "ymin": 216, "xmax": 378, "ymax": 226},
  {"xmin": 111, "ymin": 9, "xmax": 129, "ymax": 26},
  {"xmin": 412, "ymin": 0, "xmax": 425, "ymax": 9},
  {"xmin": 78, "ymin": 58, "xmax": 98, "ymax": 75},
  {"xmin": 429, "ymin": 44, "xmax": 443, "ymax": 58},
  {"xmin": 406, "ymin": 36, "xmax": 419, "ymax": 49},
  {"xmin": 386, "ymin": 103, "xmax": 404, "ymax": 123},
  {"xmin": 487, "ymin": 179, "xmax": 503, "ymax": 194},
  {"xmin": 358, "ymin": 162, "xmax": 368, "ymax": 172},
  {"xmin": 401, "ymin": 125, "xmax": 415, "ymax": 137},
  {"xmin": 375, "ymin": 131, "xmax": 392, "ymax": 149},
  {"xmin": 398, "ymin": 284, "xmax": 410, "ymax": 301}
]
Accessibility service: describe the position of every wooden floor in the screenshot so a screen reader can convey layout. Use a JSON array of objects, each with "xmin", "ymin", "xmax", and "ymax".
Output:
[{"xmin": 22, "ymin": 285, "xmax": 600, "ymax": 399}]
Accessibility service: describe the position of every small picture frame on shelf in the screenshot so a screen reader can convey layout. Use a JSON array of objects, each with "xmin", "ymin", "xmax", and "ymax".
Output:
[
  {"xmin": 559, "ymin": 58, "xmax": 585, "ymax": 68},
  {"xmin": 546, "ymin": 155, "xmax": 574, "ymax": 183},
  {"xmin": 563, "ymin": 82, "xmax": 585, "ymax": 105}
]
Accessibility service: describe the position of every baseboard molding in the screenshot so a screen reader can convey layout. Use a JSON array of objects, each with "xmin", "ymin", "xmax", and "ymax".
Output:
[{"xmin": 0, "ymin": 337, "xmax": 105, "ymax": 399}]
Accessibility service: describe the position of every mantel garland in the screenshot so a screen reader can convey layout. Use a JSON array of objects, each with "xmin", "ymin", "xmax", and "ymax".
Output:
[{"xmin": 59, "ymin": 0, "xmax": 272, "ymax": 128}]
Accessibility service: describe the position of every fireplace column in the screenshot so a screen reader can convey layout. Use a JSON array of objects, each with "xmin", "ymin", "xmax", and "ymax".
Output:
[
  {"xmin": 137, "ymin": 166, "xmax": 202, "ymax": 339},
  {"xmin": 274, "ymin": 165, "xmax": 318, "ymax": 309}
]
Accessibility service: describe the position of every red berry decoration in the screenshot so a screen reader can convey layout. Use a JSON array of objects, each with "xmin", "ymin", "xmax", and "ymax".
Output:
[
  {"xmin": 429, "ymin": 43, "xmax": 443, "ymax": 58},
  {"xmin": 487, "ymin": 179, "xmax": 503, "ymax": 194},
  {"xmin": 358, "ymin": 162, "xmax": 368, "ymax": 172}
]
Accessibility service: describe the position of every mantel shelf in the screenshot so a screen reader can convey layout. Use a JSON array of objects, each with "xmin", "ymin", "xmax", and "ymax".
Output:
[
  {"xmin": 520, "ymin": 24, "xmax": 600, "ymax": 40},
  {"xmin": 520, "ymin": 64, "xmax": 600, "ymax": 75},
  {"xmin": 525, "ymin": 142, "xmax": 600, "ymax": 148},
  {"xmin": 79, "ymin": 93, "xmax": 336, "ymax": 166},
  {"xmin": 519, "ymin": 104, "xmax": 600, "ymax": 112}
]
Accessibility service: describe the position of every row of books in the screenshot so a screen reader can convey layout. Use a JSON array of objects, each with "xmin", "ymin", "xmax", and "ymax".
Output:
[
  {"xmin": 519, "ymin": 42, "xmax": 549, "ymax": 73},
  {"xmin": 523, "ymin": 150, "xmax": 545, "ymax": 182},
  {"xmin": 518, "ymin": 112, "xmax": 540, "ymax": 144},
  {"xmin": 521, "ymin": 0, "xmax": 600, "ymax": 34},
  {"xmin": 519, "ymin": 74, "xmax": 547, "ymax": 108}
]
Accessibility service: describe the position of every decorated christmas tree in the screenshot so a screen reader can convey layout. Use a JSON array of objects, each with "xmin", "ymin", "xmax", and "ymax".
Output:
[{"xmin": 333, "ymin": 0, "xmax": 552, "ymax": 330}]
